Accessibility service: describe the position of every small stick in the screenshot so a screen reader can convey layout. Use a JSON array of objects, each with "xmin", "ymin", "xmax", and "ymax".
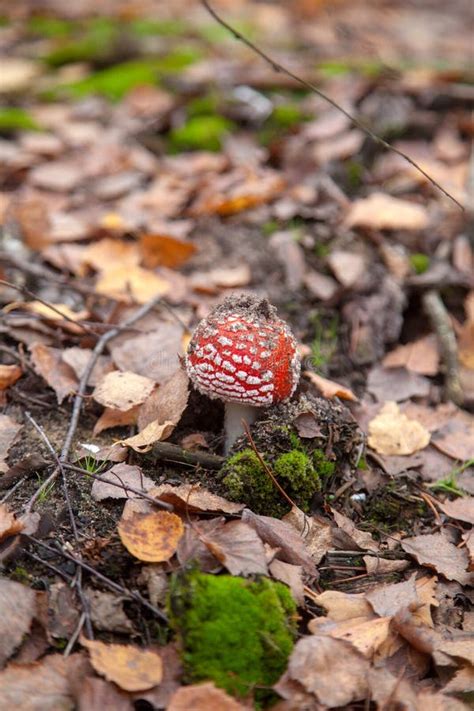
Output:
[
  {"xmin": 27, "ymin": 536, "xmax": 168, "ymax": 624},
  {"xmin": 422, "ymin": 289, "xmax": 463, "ymax": 406},
  {"xmin": 151, "ymin": 440, "xmax": 224, "ymax": 470},
  {"xmin": 60, "ymin": 293, "xmax": 164, "ymax": 462},
  {"xmin": 0, "ymin": 278, "xmax": 98, "ymax": 337},
  {"xmin": 200, "ymin": 0, "xmax": 464, "ymax": 211},
  {"xmin": 62, "ymin": 463, "xmax": 174, "ymax": 511}
]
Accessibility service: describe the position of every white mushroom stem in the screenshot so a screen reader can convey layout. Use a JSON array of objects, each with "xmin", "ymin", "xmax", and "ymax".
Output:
[{"xmin": 224, "ymin": 402, "xmax": 258, "ymax": 455}]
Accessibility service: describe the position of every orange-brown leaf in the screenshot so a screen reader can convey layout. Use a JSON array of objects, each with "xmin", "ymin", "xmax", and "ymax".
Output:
[{"xmin": 118, "ymin": 511, "xmax": 184, "ymax": 562}]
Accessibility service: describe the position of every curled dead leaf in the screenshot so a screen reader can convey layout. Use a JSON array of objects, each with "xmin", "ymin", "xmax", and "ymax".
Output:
[
  {"xmin": 93, "ymin": 371, "xmax": 156, "ymax": 412},
  {"xmin": 117, "ymin": 420, "xmax": 175, "ymax": 452},
  {"xmin": 304, "ymin": 370, "xmax": 357, "ymax": 401},
  {"xmin": 0, "ymin": 365, "xmax": 22, "ymax": 391}
]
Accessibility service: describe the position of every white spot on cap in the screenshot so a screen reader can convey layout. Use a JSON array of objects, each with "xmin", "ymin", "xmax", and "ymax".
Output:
[
  {"xmin": 247, "ymin": 376, "xmax": 261, "ymax": 385},
  {"xmin": 260, "ymin": 384, "xmax": 274, "ymax": 392},
  {"xmin": 252, "ymin": 361, "xmax": 261, "ymax": 370},
  {"xmin": 218, "ymin": 336, "xmax": 233, "ymax": 347},
  {"xmin": 243, "ymin": 355, "xmax": 252, "ymax": 365},
  {"xmin": 222, "ymin": 360, "xmax": 236, "ymax": 373},
  {"xmin": 232, "ymin": 354, "xmax": 243, "ymax": 364},
  {"xmin": 236, "ymin": 371, "xmax": 248, "ymax": 381}
]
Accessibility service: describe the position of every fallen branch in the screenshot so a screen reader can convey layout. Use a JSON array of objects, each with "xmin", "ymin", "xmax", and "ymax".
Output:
[
  {"xmin": 422, "ymin": 289, "xmax": 463, "ymax": 406},
  {"xmin": 200, "ymin": 0, "xmax": 464, "ymax": 211},
  {"xmin": 151, "ymin": 440, "xmax": 224, "ymax": 470}
]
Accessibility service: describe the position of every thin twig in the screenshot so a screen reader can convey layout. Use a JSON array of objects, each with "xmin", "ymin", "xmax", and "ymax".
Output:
[
  {"xmin": 62, "ymin": 463, "xmax": 174, "ymax": 511},
  {"xmin": 0, "ymin": 475, "xmax": 29, "ymax": 503},
  {"xmin": 27, "ymin": 536, "xmax": 168, "ymax": 624},
  {"xmin": 0, "ymin": 278, "xmax": 98, "ymax": 337},
  {"xmin": 151, "ymin": 440, "xmax": 224, "ymax": 470},
  {"xmin": 60, "ymin": 293, "xmax": 164, "ymax": 462},
  {"xmin": 200, "ymin": 0, "xmax": 464, "ymax": 211},
  {"xmin": 63, "ymin": 612, "xmax": 86, "ymax": 657},
  {"xmin": 0, "ymin": 344, "xmax": 35, "ymax": 373},
  {"xmin": 25, "ymin": 411, "xmax": 78, "ymax": 539},
  {"xmin": 422, "ymin": 289, "xmax": 463, "ymax": 406}
]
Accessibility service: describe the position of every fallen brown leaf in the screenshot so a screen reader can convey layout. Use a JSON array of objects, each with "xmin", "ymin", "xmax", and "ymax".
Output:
[
  {"xmin": 29, "ymin": 344, "xmax": 78, "ymax": 404},
  {"xmin": 287, "ymin": 635, "xmax": 369, "ymax": 707},
  {"xmin": 167, "ymin": 682, "xmax": 246, "ymax": 711},
  {"xmin": 74, "ymin": 676, "xmax": 132, "ymax": 711},
  {"xmin": 85, "ymin": 589, "xmax": 133, "ymax": 634},
  {"xmin": 313, "ymin": 589, "xmax": 374, "ymax": 622},
  {"xmin": 91, "ymin": 464, "xmax": 155, "ymax": 501},
  {"xmin": 14, "ymin": 302, "xmax": 90, "ymax": 334},
  {"xmin": 327, "ymin": 250, "xmax": 366, "ymax": 288},
  {"xmin": 0, "ymin": 414, "xmax": 22, "ymax": 473},
  {"xmin": 383, "ymin": 335, "xmax": 440, "ymax": 376},
  {"xmin": 367, "ymin": 366, "xmax": 431, "ymax": 402},
  {"xmin": 282, "ymin": 508, "xmax": 333, "ymax": 565},
  {"xmin": 137, "ymin": 368, "xmax": 189, "ymax": 431},
  {"xmin": 0, "ymin": 579, "xmax": 36, "ymax": 668},
  {"xmin": 93, "ymin": 406, "xmax": 139, "ymax": 436},
  {"xmin": 309, "ymin": 615, "xmax": 392, "ymax": 659},
  {"xmin": 110, "ymin": 323, "xmax": 184, "ymax": 383},
  {"xmin": 82, "ymin": 638, "xmax": 162, "ymax": 692},
  {"xmin": 437, "ymin": 497, "xmax": 474, "ymax": 525},
  {"xmin": 118, "ymin": 510, "xmax": 184, "ymax": 562},
  {"xmin": 331, "ymin": 508, "xmax": 379, "ymax": 551},
  {"xmin": 269, "ymin": 559, "xmax": 304, "ymax": 605},
  {"xmin": 431, "ymin": 418, "xmax": 474, "ymax": 461},
  {"xmin": 345, "ymin": 192, "xmax": 429, "ymax": 231},
  {"xmin": 61, "ymin": 348, "xmax": 114, "ymax": 387},
  {"xmin": 81, "ymin": 238, "xmax": 140, "ymax": 274},
  {"xmin": 150, "ymin": 483, "xmax": 244, "ymax": 515},
  {"xmin": 93, "ymin": 371, "xmax": 156, "ymax": 412},
  {"xmin": 368, "ymin": 401, "xmax": 431, "ymax": 455},
  {"xmin": 0, "ymin": 653, "xmax": 90, "ymax": 711},
  {"xmin": 201, "ymin": 520, "xmax": 268, "ymax": 576},
  {"xmin": 241, "ymin": 509, "xmax": 317, "ymax": 576},
  {"xmin": 401, "ymin": 533, "xmax": 473, "ymax": 585},
  {"xmin": 304, "ymin": 370, "xmax": 357, "ymax": 401},
  {"xmin": 365, "ymin": 575, "xmax": 418, "ymax": 617}
]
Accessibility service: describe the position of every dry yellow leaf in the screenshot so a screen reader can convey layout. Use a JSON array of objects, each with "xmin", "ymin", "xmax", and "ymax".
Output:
[
  {"xmin": 345, "ymin": 192, "xmax": 429, "ymax": 231},
  {"xmin": 81, "ymin": 638, "xmax": 162, "ymax": 692},
  {"xmin": 304, "ymin": 370, "xmax": 357, "ymax": 401},
  {"xmin": 118, "ymin": 419, "xmax": 175, "ymax": 452},
  {"xmin": 95, "ymin": 265, "xmax": 169, "ymax": 304},
  {"xmin": 0, "ymin": 365, "xmax": 22, "ymax": 391},
  {"xmin": 93, "ymin": 371, "xmax": 156, "ymax": 411},
  {"xmin": 368, "ymin": 401, "xmax": 430, "ymax": 455},
  {"xmin": 81, "ymin": 238, "xmax": 140, "ymax": 273},
  {"xmin": 118, "ymin": 510, "xmax": 184, "ymax": 562},
  {"xmin": 93, "ymin": 406, "xmax": 139, "ymax": 436}
]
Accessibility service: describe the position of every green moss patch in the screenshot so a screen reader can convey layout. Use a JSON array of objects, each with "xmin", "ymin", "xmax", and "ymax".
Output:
[
  {"xmin": 0, "ymin": 108, "xmax": 40, "ymax": 133},
  {"xmin": 168, "ymin": 570, "xmax": 297, "ymax": 702},
  {"xmin": 222, "ymin": 444, "xmax": 334, "ymax": 517}
]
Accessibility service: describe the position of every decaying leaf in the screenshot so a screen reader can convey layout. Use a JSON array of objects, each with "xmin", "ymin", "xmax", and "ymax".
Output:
[
  {"xmin": 313, "ymin": 590, "xmax": 374, "ymax": 622},
  {"xmin": 437, "ymin": 497, "xmax": 474, "ymax": 526},
  {"xmin": 93, "ymin": 406, "xmax": 139, "ymax": 436},
  {"xmin": 401, "ymin": 533, "xmax": 473, "ymax": 585},
  {"xmin": 93, "ymin": 371, "xmax": 156, "ymax": 412},
  {"xmin": 0, "ymin": 579, "xmax": 36, "ymax": 668},
  {"xmin": 167, "ymin": 682, "xmax": 246, "ymax": 711},
  {"xmin": 0, "ymin": 653, "xmax": 90, "ymax": 710},
  {"xmin": 331, "ymin": 508, "xmax": 379, "ymax": 551},
  {"xmin": 327, "ymin": 250, "xmax": 366, "ymax": 288},
  {"xmin": 137, "ymin": 368, "xmax": 189, "ymax": 431},
  {"xmin": 61, "ymin": 348, "xmax": 114, "ymax": 387},
  {"xmin": 383, "ymin": 335, "xmax": 440, "ymax": 376},
  {"xmin": 287, "ymin": 635, "xmax": 369, "ymax": 707},
  {"xmin": 150, "ymin": 483, "xmax": 244, "ymax": 515},
  {"xmin": 118, "ymin": 510, "xmax": 184, "ymax": 562},
  {"xmin": 200, "ymin": 520, "xmax": 268, "ymax": 576},
  {"xmin": 85, "ymin": 589, "xmax": 133, "ymax": 633},
  {"xmin": 345, "ymin": 192, "xmax": 429, "ymax": 231},
  {"xmin": 0, "ymin": 365, "xmax": 22, "ymax": 391},
  {"xmin": 368, "ymin": 401, "xmax": 431, "ymax": 455},
  {"xmin": 82, "ymin": 638, "xmax": 162, "ymax": 692},
  {"xmin": 0, "ymin": 414, "xmax": 22, "ymax": 473},
  {"xmin": 309, "ymin": 615, "xmax": 392, "ymax": 659},
  {"xmin": 29, "ymin": 344, "xmax": 78, "ymax": 404},
  {"xmin": 91, "ymin": 464, "xmax": 155, "ymax": 501},
  {"xmin": 304, "ymin": 370, "xmax": 357, "ymax": 401}
]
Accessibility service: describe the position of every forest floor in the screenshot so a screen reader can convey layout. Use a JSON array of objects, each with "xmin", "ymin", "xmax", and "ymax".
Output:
[{"xmin": 0, "ymin": 0, "xmax": 473, "ymax": 709}]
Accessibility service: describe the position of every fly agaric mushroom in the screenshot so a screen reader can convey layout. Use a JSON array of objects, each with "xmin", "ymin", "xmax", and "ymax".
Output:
[{"xmin": 185, "ymin": 295, "xmax": 301, "ymax": 453}]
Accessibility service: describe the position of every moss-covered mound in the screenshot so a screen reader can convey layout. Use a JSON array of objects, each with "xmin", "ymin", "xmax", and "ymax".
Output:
[
  {"xmin": 221, "ymin": 445, "xmax": 334, "ymax": 518},
  {"xmin": 219, "ymin": 393, "xmax": 363, "ymax": 517},
  {"xmin": 168, "ymin": 571, "xmax": 297, "ymax": 702}
]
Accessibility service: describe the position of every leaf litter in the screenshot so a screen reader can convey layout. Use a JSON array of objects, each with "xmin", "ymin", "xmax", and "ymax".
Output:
[{"xmin": 0, "ymin": 0, "xmax": 472, "ymax": 708}]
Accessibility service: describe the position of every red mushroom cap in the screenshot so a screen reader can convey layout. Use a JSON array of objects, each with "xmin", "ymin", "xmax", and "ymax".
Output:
[{"xmin": 185, "ymin": 295, "xmax": 300, "ymax": 406}]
